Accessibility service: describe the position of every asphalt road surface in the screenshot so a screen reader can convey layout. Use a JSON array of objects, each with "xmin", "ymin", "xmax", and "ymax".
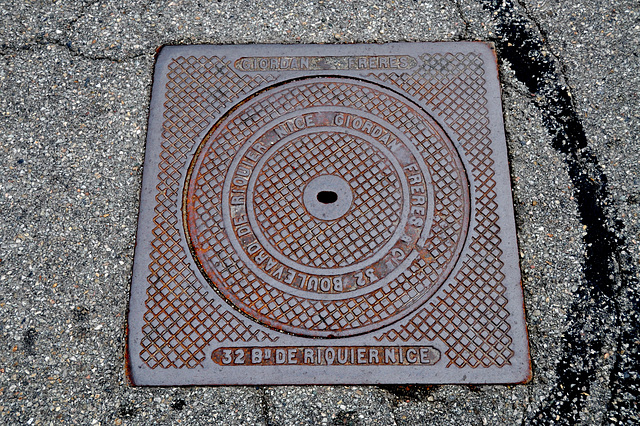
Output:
[{"xmin": 0, "ymin": 0, "xmax": 638, "ymax": 424}]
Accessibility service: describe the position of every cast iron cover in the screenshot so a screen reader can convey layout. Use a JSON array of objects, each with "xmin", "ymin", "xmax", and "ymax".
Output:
[{"xmin": 127, "ymin": 42, "xmax": 531, "ymax": 385}]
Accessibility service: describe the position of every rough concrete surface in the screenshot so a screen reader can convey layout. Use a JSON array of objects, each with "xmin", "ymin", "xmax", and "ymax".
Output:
[{"xmin": 0, "ymin": 0, "xmax": 637, "ymax": 424}]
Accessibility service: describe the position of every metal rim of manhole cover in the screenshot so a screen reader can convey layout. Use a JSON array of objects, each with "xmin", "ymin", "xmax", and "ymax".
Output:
[{"xmin": 127, "ymin": 42, "xmax": 531, "ymax": 386}]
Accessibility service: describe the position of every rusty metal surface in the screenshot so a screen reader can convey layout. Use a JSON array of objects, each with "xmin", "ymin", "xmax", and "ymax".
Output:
[{"xmin": 127, "ymin": 42, "xmax": 531, "ymax": 385}]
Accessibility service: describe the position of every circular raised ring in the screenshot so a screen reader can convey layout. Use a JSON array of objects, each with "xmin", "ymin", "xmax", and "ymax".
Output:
[
  {"xmin": 244, "ymin": 124, "xmax": 412, "ymax": 276},
  {"xmin": 184, "ymin": 77, "xmax": 470, "ymax": 338}
]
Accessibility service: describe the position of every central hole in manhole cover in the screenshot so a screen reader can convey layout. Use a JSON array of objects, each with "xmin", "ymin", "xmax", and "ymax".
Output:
[{"xmin": 317, "ymin": 191, "xmax": 338, "ymax": 204}]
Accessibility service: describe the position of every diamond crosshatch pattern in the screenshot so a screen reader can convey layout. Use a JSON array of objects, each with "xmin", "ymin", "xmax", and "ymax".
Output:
[
  {"xmin": 185, "ymin": 78, "xmax": 468, "ymax": 337},
  {"xmin": 372, "ymin": 52, "xmax": 513, "ymax": 368},
  {"xmin": 127, "ymin": 43, "xmax": 530, "ymax": 386},
  {"xmin": 254, "ymin": 131, "xmax": 402, "ymax": 268},
  {"xmin": 139, "ymin": 56, "xmax": 278, "ymax": 370}
]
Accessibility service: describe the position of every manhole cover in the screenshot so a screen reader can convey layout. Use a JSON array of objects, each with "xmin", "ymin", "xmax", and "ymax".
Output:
[{"xmin": 127, "ymin": 42, "xmax": 531, "ymax": 385}]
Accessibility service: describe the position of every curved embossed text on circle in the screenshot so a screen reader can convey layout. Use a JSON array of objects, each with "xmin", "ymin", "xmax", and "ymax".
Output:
[
  {"xmin": 227, "ymin": 117, "xmax": 416, "ymax": 284},
  {"xmin": 184, "ymin": 77, "xmax": 470, "ymax": 338},
  {"xmin": 247, "ymin": 127, "xmax": 408, "ymax": 273}
]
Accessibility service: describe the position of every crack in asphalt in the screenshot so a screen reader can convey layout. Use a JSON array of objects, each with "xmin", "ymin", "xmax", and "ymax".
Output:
[
  {"xmin": 260, "ymin": 387, "xmax": 273, "ymax": 426},
  {"xmin": 67, "ymin": 0, "xmax": 104, "ymax": 27},
  {"xmin": 387, "ymin": 401, "xmax": 400, "ymax": 426},
  {"xmin": 450, "ymin": 0, "xmax": 471, "ymax": 40},
  {"xmin": 0, "ymin": 0, "xmax": 151, "ymax": 62},
  {"xmin": 0, "ymin": 38, "xmax": 149, "ymax": 62},
  {"xmin": 514, "ymin": 0, "xmax": 559, "ymax": 63}
]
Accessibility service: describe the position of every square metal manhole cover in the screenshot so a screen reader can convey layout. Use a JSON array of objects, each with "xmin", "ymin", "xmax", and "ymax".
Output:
[{"xmin": 127, "ymin": 42, "xmax": 531, "ymax": 385}]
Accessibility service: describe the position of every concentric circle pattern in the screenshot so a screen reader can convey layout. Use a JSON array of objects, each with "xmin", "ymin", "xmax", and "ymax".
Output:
[
  {"xmin": 184, "ymin": 77, "xmax": 469, "ymax": 338},
  {"xmin": 253, "ymin": 131, "xmax": 402, "ymax": 269}
]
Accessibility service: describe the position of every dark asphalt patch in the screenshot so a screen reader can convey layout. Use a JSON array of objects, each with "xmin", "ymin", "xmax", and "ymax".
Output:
[{"xmin": 483, "ymin": 0, "xmax": 639, "ymax": 423}]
